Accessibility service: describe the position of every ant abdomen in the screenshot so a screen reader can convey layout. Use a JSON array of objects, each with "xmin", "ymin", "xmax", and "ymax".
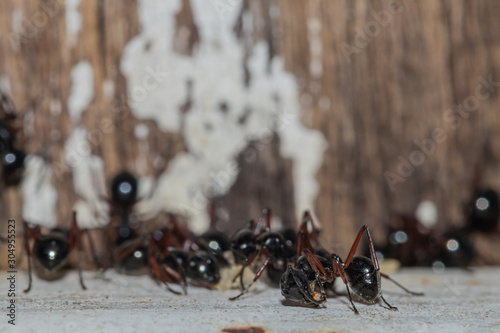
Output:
[
  {"xmin": 256, "ymin": 232, "xmax": 286, "ymax": 258},
  {"xmin": 345, "ymin": 256, "xmax": 381, "ymax": 303},
  {"xmin": 33, "ymin": 233, "xmax": 70, "ymax": 271}
]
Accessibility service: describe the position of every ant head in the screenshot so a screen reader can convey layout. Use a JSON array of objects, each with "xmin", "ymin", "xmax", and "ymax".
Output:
[
  {"xmin": 187, "ymin": 251, "xmax": 220, "ymax": 286},
  {"xmin": 199, "ymin": 229, "xmax": 231, "ymax": 267},
  {"xmin": 111, "ymin": 171, "xmax": 138, "ymax": 208},
  {"xmin": 257, "ymin": 232, "xmax": 286, "ymax": 258},
  {"xmin": 230, "ymin": 229, "xmax": 256, "ymax": 264},
  {"xmin": 280, "ymin": 265, "xmax": 325, "ymax": 306}
]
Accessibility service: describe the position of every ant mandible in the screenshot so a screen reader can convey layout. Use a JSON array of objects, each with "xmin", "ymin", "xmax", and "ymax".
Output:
[{"xmin": 23, "ymin": 211, "xmax": 98, "ymax": 292}]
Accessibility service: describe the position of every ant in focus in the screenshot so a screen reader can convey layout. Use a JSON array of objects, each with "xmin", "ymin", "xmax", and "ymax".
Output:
[
  {"xmin": 281, "ymin": 212, "xmax": 423, "ymax": 314},
  {"xmin": 23, "ymin": 211, "xmax": 99, "ymax": 292}
]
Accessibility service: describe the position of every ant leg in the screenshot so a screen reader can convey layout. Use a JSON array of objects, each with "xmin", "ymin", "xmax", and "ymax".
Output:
[
  {"xmin": 22, "ymin": 221, "xmax": 35, "ymax": 293},
  {"xmin": 232, "ymin": 249, "xmax": 260, "ymax": 290},
  {"xmin": 82, "ymin": 229, "xmax": 103, "ymax": 275},
  {"xmin": 148, "ymin": 236, "xmax": 187, "ymax": 295},
  {"xmin": 299, "ymin": 211, "xmax": 320, "ymax": 243},
  {"xmin": 163, "ymin": 265, "xmax": 188, "ymax": 295},
  {"xmin": 296, "ymin": 230, "xmax": 314, "ymax": 258},
  {"xmin": 380, "ymin": 295, "xmax": 398, "ymax": 311},
  {"xmin": 71, "ymin": 212, "xmax": 87, "ymax": 290},
  {"xmin": 344, "ymin": 225, "xmax": 377, "ymax": 269},
  {"xmin": 253, "ymin": 208, "xmax": 272, "ymax": 236},
  {"xmin": 289, "ymin": 267, "xmax": 324, "ymax": 306},
  {"xmin": 303, "ymin": 249, "xmax": 327, "ymax": 303},
  {"xmin": 169, "ymin": 214, "xmax": 196, "ymax": 245},
  {"xmin": 332, "ymin": 255, "xmax": 359, "ymax": 315},
  {"xmin": 149, "ymin": 256, "xmax": 184, "ymax": 295},
  {"xmin": 229, "ymin": 254, "xmax": 271, "ymax": 301},
  {"xmin": 380, "ymin": 273, "xmax": 424, "ymax": 296}
]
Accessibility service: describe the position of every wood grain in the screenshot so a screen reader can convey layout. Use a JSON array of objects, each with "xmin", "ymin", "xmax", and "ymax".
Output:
[{"xmin": 1, "ymin": 0, "xmax": 499, "ymax": 269}]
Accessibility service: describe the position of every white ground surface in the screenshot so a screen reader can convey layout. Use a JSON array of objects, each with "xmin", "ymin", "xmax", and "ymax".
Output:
[{"xmin": 1, "ymin": 268, "xmax": 499, "ymax": 333}]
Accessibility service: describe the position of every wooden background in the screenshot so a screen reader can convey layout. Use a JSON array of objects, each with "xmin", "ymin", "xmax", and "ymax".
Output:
[{"xmin": 1, "ymin": 0, "xmax": 500, "ymax": 268}]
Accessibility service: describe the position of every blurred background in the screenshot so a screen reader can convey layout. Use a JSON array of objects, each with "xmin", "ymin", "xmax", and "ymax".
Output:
[{"xmin": 1, "ymin": 0, "xmax": 500, "ymax": 269}]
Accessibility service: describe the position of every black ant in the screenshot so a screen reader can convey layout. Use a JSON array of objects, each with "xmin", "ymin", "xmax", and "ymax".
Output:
[
  {"xmin": 281, "ymin": 214, "xmax": 423, "ymax": 314},
  {"xmin": 108, "ymin": 171, "xmax": 139, "ymax": 244},
  {"xmin": 464, "ymin": 167, "xmax": 499, "ymax": 233},
  {"xmin": 148, "ymin": 217, "xmax": 221, "ymax": 293},
  {"xmin": 105, "ymin": 172, "xmax": 220, "ymax": 290},
  {"xmin": 103, "ymin": 171, "xmax": 149, "ymax": 275},
  {"xmin": 23, "ymin": 211, "xmax": 99, "ymax": 292},
  {"xmin": 229, "ymin": 208, "xmax": 293, "ymax": 300},
  {"xmin": 197, "ymin": 203, "xmax": 231, "ymax": 267},
  {"xmin": 380, "ymin": 213, "xmax": 474, "ymax": 268},
  {"xmin": 265, "ymin": 211, "xmax": 325, "ymax": 287},
  {"xmin": 0, "ymin": 89, "xmax": 28, "ymax": 185}
]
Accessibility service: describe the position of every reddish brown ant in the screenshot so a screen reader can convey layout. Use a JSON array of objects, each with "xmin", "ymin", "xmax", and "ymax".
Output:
[{"xmin": 281, "ymin": 213, "xmax": 423, "ymax": 314}]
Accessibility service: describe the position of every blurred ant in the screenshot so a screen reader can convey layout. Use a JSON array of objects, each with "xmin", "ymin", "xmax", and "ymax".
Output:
[
  {"xmin": 380, "ymin": 212, "xmax": 474, "ymax": 268},
  {"xmin": 103, "ymin": 171, "xmax": 150, "ymax": 275},
  {"xmin": 466, "ymin": 188, "xmax": 499, "ymax": 233},
  {"xmin": 148, "ymin": 216, "xmax": 221, "ymax": 293},
  {"xmin": 197, "ymin": 203, "xmax": 231, "ymax": 267},
  {"xmin": 464, "ymin": 167, "xmax": 499, "ymax": 233},
  {"xmin": 23, "ymin": 211, "xmax": 99, "ymax": 292},
  {"xmin": 108, "ymin": 171, "xmax": 139, "ymax": 244},
  {"xmin": 381, "ymin": 168, "xmax": 499, "ymax": 269},
  {"xmin": 281, "ymin": 213, "xmax": 423, "ymax": 314},
  {"xmin": 0, "ymin": 89, "xmax": 29, "ymax": 185},
  {"xmin": 229, "ymin": 208, "xmax": 293, "ymax": 300}
]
